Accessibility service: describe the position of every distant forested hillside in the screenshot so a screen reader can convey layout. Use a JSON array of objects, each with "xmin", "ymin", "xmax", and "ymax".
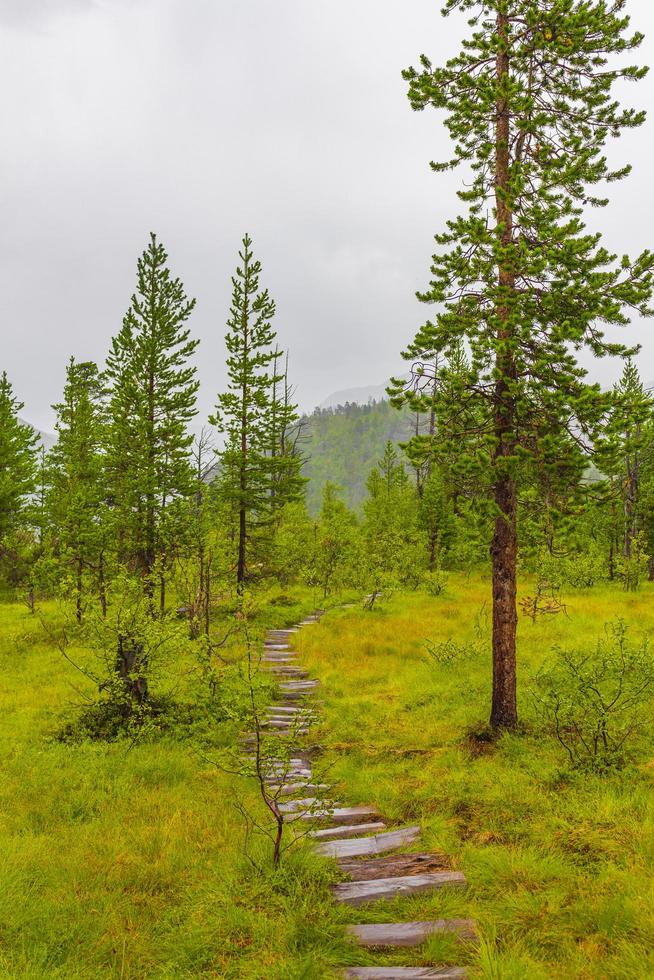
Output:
[{"xmin": 301, "ymin": 399, "xmax": 414, "ymax": 513}]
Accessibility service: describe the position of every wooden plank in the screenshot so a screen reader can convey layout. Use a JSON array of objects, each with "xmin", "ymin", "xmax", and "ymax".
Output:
[
  {"xmin": 309, "ymin": 822, "xmax": 387, "ymax": 840},
  {"xmin": 279, "ymin": 797, "xmax": 335, "ymax": 814},
  {"xmin": 266, "ymin": 711, "xmax": 313, "ymax": 720},
  {"xmin": 338, "ymin": 853, "xmax": 449, "ymax": 882},
  {"xmin": 262, "ymin": 722, "xmax": 310, "ymax": 733},
  {"xmin": 266, "ymin": 705, "xmax": 306, "ymax": 713},
  {"xmin": 279, "ymin": 681, "xmax": 319, "ymax": 689},
  {"xmin": 344, "ymin": 969, "xmax": 467, "ymax": 979},
  {"xmin": 316, "ymin": 826, "xmax": 421, "ymax": 859},
  {"xmin": 289, "ymin": 805, "xmax": 380, "ymax": 825},
  {"xmin": 277, "ymin": 782, "xmax": 330, "ymax": 796},
  {"xmin": 346, "ymin": 919, "xmax": 477, "ymax": 947},
  {"xmin": 333, "ymin": 872, "xmax": 467, "ymax": 907}
]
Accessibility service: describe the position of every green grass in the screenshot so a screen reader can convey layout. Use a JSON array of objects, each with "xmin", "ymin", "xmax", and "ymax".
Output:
[
  {"xmin": 1, "ymin": 577, "xmax": 654, "ymax": 977},
  {"xmin": 294, "ymin": 576, "xmax": 654, "ymax": 979}
]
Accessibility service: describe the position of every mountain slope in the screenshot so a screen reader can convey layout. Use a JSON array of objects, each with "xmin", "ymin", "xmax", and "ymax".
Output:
[{"xmin": 300, "ymin": 399, "xmax": 414, "ymax": 513}]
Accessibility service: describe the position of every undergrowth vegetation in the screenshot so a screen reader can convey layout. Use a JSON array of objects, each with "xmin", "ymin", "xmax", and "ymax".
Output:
[
  {"xmin": 294, "ymin": 577, "xmax": 654, "ymax": 979},
  {"xmin": 2, "ymin": 576, "xmax": 654, "ymax": 977}
]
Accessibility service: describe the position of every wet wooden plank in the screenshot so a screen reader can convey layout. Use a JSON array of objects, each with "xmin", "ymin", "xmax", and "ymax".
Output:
[
  {"xmin": 266, "ymin": 705, "xmax": 307, "ymax": 713},
  {"xmin": 309, "ymin": 821, "xmax": 387, "ymax": 840},
  {"xmin": 279, "ymin": 797, "xmax": 336, "ymax": 814},
  {"xmin": 346, "ymin": 919, "xmax": 477, "ymax": 947},
  {"xmin": 279, "ymin": 681, "xmax": 320, "ymax": 691},
  {"xmin": 344, "ymin": 969, "xmax": 467, "ymax": 979},
  {"xmin": 287, "ymin": 804, "xmax": 379, "ymax": 824},
  {"xmin": 277, "ymin": 782, "xmax": 330, "ymax": 796},
  {"xmin": 338, "ymin": 852, "xmax": 450, "ymax": 882},
  {"xmin": 333, "ymin": 872, "xmax": 466, "ymax": 907},
  {"xmin": 316, "ymin": 825, "xmax": 421, "ymax": 859},
  {"xmin": 262, "ymin": 722, "xmax": 310, "ymax": 734}
]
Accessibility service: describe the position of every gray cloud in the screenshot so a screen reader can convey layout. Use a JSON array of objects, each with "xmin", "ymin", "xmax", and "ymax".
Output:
[
  {"xmin": 0, "ymin": 0, "xmax": 98, "ymax": 29},
  {"xmin": 1, "ymin": 0, "xmax": 653, "ymax": 432}
]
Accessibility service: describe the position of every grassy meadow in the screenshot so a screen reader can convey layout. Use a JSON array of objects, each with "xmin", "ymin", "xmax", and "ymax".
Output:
[{"xmin": 1, "ymin": 576, "xmax": 654, "ymax": 978}]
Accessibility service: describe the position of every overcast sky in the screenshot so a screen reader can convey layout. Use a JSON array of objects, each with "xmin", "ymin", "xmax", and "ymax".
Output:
[{"xmin": 2, "ymin": 0, "xmax": 654, "ymax": 432}]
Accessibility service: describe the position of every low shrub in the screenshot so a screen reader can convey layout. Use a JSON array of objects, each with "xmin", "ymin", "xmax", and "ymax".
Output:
[{"xmin": 532, "ymin": 620, "xmax": 654, "ymax": 772}]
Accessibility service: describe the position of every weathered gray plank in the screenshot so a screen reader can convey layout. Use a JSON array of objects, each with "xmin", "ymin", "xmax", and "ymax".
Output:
[
  {"xmin": 316, "ymin": 825, "xmax": 421, "ymax": 859},
  {"xmin": 279, "ymin": 678, "xmax": 319, "ymax": 686},
  {"xmin": 344, "ymin": 969, "xmax": 467, "ymax": 979},
  {"xmin": 277, "ymin": 782, "xmax": 330, "ymax": 796},
  {"xmin": 309, "ymin": 822, "xmax": 387, "ymax": 840},
  {"xmin": 333, "ymin": 872, "xmax": 466, "ymax": 907},
  {"xmin": 288, "ymin": 805, "xmax": 380, "ymax": 825},
  {"xmin": 346, "ymin": 919, "xmax": 477, "ymax": 947},
  {"xmin": 266, "ymin": 712, "xmax": 313, "ymax": 722},
  {"xmin": 266, "ymin": 705, "xmax": 307, "ymax": 714},
  {"xmin": 278, "ymin": 797, "xmax": 336, "ymax": 814},
  {"xmin": 262, "ymin": 722, "xmax": 310, "ymax": 734},
  {"xmin": 338, "ymin": 853, "xmax": 449, "ymax": 882}
]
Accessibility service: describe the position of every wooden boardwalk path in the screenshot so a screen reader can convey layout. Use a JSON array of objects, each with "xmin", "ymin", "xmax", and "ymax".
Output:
[{"xmin": 248, "ymin": 610, "xmax": 477, "ymax": 979}]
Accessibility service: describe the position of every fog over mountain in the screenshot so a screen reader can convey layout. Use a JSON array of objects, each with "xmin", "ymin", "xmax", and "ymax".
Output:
[{"xmin": 2, "ymin": 0, "xmax": 654, "ymax": 431}]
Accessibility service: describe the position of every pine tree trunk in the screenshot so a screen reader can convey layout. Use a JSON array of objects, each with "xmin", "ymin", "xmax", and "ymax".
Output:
[
  {"xmin": 76, "ymin": 555, "xmax": 83, "ymax": 625},
  {"xmin": 429, "ymin": 529, "xmax": 438, "ymax": 571},
  {"xmin": 489, "ymin": 7, "xmax": 518, "ymax": 731},
  {"xmin": 490, "ymin": 469, "xmax": 518, "ymax": 728},
  {"xmin": 237, "ymin": 505, "xmax": 246, "ymax": 588},
  {"xmin": 99, "ymin": 552, "xmax": 107, "ymax": 618},
  {"xmin": 623, "ymin": 448, "xmax": 639, "ymax": 559}
]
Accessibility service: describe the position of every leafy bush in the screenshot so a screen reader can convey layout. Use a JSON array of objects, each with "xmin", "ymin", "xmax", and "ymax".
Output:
[
  {"xmin": 532, "ymin": 621, "xmax": 654, "ymax": 772},
  {"xmin": 615, "ymin": 531, "xmax": 650, "ymax": 592},
  {"xmin": 535, "ymin": 545, "xmax": 606, "ymax": 590},
  {"xmin": 422, "ymin": 566, "xmax": 448, "ymax": 596}
]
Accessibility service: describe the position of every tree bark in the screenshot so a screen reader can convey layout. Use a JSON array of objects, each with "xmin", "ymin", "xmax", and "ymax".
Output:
[
  {"xmin": 490, "ymin": 7, "xmax": 518, "ymax": 730},
  {"xmin": 115, "ymin": 635, "xmax": 149, "ymax": 714},
  {"xmin": 76, "ymin": 555, "xmax": 83, "ymax": 625}
]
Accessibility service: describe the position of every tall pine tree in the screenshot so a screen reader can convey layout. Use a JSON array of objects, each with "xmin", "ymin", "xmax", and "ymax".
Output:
[
  {"xmin": 212, "ymin": 235, "xmax": 300, "ymax": 588},
  {"xmin": 398, "ymin": 0, "xmax": 654, "ymax": 728},
  {"xmin": 0, "ymin": 372, "xmax": 38, "ymax": 578},
  {"xmin": 48, "ymin": 358, "xmax": 108, "ymax": 621},
  {"xmin": 105, "ymin": 234, "xmax": 199, "ymax": 610}
]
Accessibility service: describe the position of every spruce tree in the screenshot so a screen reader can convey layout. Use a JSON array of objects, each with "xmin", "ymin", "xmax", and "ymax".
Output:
[
  {"xmin": 398, "ymin": 0, "xmax": 654, "ymax": 728},
  {"xmin": 212, "ymin": 234, "xmax": 292, "ymax": 588},
  {"xmin": 363, "ymin": 442, "xmax": 420, "ymax": 585},
  {"xmin": 597, "ymin": 360, "xmax": 653, "ymax": 560},
  {"xmin": 0, "ymin": 372, "xmax": 38, "ymax": 566},
  {"xmin": 269, "ymin": 349, "xmax": 305, "ymax": 516},
  {"xmin": 48, "ymin": 358, "xmax": 108, "ymax": 622},
  {"xmin": 105, "ymin": 234, "xmax": 198, "ymax": 610}
]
